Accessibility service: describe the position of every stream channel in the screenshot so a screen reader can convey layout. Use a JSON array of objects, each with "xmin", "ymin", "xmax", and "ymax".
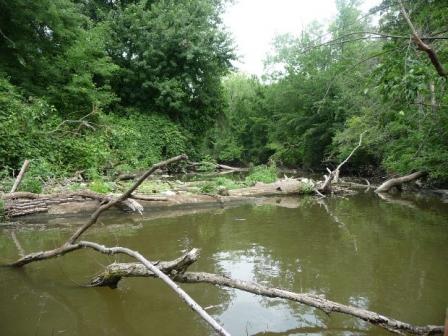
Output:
[{"xmin": 0, "ymin": 192, "xmax": 447, "ymax": 335}]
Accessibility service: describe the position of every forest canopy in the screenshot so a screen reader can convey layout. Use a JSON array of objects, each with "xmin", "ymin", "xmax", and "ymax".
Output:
[
  {"xmin": 207, "ymin": 0, "xmax": 448, "ymax": 183},
  {"xmin": 1, "ymin": 0, "xmax": 447, "ymax": 184}
]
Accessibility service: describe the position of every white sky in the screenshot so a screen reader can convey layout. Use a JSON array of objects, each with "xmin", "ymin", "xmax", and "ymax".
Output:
[{"xmin": 223, "ymin": 0, "xmax": 381, "ymax": 76}]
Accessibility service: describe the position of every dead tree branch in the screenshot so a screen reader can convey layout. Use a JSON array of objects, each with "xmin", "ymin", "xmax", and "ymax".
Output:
[
  {"xmin": 319, "ymin": 132, "xmax": 365, "ymax": 194},
  {"xmin": 78, "ymin": 242, "xmax": 230, "ymax": 336},
  {"xmin": 375, "ymin": 171, "xmax": 426, "ymax": 193},
  {"xmin": 398, "ymin": 0, "xmax": 447, "ymax": 77},
  {"xmin": 10, "ymin": 159, "xmax": 30, "ymax": 193},
  {"xmin": 89, "ymin": 248, "xmax": 200, "ymax": 288},
  {"xmin": 88, "ymin": 256, "xmax": 444, "ymax": 336},
  {"xmin": 305, "ymin": 31, "xmax": 448, "ymax": 53}
]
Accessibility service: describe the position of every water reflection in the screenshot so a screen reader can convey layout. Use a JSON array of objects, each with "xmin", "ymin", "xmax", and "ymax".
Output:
[{"xmin": 0, "ymin": 193, "xmax": 447, "ymax": 335}]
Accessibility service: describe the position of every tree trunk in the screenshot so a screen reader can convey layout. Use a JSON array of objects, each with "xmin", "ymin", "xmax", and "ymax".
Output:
[{"xmin": 375, "ymin": 171, "xmax": 426, "ymax": 193}]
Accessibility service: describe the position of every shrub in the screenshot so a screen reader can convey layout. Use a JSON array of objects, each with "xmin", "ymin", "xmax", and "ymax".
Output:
[
  {"xmin": 245, "ymin": 165, "xmax": 278, "ymax": 186},
  {"xmin": 199, "ymin": 177, "xmax": 242, "ymax": 194},
  {"xmin": 20, "ymin": 177, "xmax": 43, "ymax": 193},
  {"xmin": 89, "ymin": 179, "xmax": 112, "ymax": 194}
]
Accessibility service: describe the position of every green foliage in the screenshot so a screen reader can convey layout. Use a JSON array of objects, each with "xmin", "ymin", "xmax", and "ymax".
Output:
[
  {"xmin": 205, "ymin": 73, "xmax": 272, "ymax": 164},
  {"xmin": 104, "ymin": 0, "xmax": 234, "ymax": 135},
  {"xmin": 330, "ymin": 0, "xmax": 448, "ymax": 182},
  {"xmin": 20, "ymin": 177, "xmax": 43, "ymax": 194},
  {"xmin": 0, "ymin": 0, "xmax": 447, "ymax": 187},
  {"xmin": 297, "ymin": 179, "xmax": 316, "ymax": 194},
  {"xmin": 103, "ymin": 111, "xmax": 188, "ymax": 170},
  {"xmin": 134, "ymin": 180, "xmax": 172, "ymax": 194},
  {"xmin": 210, "ymin": 0, "xmax": 448, "ymax": 184},
  {"xmin": 89, "ymin": 179, "xmax": 112, "ymax": 194},
  {"xmin": 196, "ymin": 155, "xmax": 217, "ymax": 173},
  {"xmin": 0, "ymin": 0, "xmax": 233, "ymax": 187},
  {"xmin": 199, "ymin": 176, "xmax": 241, "ymax": 194},
  {"xmin": 245, "ymin": 165, "xmax": 278, "ymax": 186}
]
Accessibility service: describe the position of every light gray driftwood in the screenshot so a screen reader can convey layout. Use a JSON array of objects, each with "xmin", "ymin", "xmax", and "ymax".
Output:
[{"xmin": 89, "ymin": 254, "xmax": 444, "ymax": 336}]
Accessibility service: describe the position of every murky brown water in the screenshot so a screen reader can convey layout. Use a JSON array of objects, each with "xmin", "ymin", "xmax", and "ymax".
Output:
[{"xmin": 1, "ymin": 192, "xmax": 447, "ymax": 336}]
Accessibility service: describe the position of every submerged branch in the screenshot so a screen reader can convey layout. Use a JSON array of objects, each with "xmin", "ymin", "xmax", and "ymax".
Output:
[{"xmin": 88, "ymin": 257, "xmax": 444, "ymax": 336}]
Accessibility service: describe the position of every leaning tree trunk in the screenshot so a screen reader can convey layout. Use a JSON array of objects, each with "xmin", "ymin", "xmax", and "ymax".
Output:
[{"xmin": 375, "ymin": 171, "xmax": 426, "ymax": 193}]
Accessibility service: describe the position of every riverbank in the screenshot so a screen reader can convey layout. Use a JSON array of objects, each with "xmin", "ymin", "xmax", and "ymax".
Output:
[{"xmin": 1, "ymin": 177, "xmax": 316, "ymax": 220}]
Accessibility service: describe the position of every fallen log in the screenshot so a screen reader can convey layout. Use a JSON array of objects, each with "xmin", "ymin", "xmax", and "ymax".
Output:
[
  {"xmin": 79, "ymin": 242, "xmax": 230, "ymax": 336},
  {"xmin": 88, "ymin": 255, "xmax": 444, "ymax": 336},
  {"xmin": 3, "ymin": 178, "xmax": 313, "ymax": 218},
  {"xmin": 1, "ymin": 190, "xmax": 166, "ymax": 217},
  {"xmin": 216, "ymin": 164, "xmax": 249, "ymax": 172},
  {"xmin": 89, "ymin": 248, "xmax": 200, "ymax": 288},
  {"xmin": 375, "ymin": 171, "xmax": 426, "ymax": 193},
  {"xmin": 188, "ymin": 161, "xmax": 249, "ymax": 173},
  {"xmin": 229, "ymin": 178, "xmax": 313, "ymax": 197}
]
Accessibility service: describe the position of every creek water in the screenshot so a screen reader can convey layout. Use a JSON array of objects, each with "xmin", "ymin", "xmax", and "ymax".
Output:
[{"xmin": 0, "ymin": 192, "xmax": 447, "ymax": 336}]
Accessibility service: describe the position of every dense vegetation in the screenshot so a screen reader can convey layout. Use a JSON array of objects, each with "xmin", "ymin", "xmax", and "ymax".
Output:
[
  {"xmin": 1, "ymin": 0, "xmax": 447, "ymax": 189},
  {"xmin": 0, "ymin": 0, "xmax": 233, "ymax": 182},
  {"xmin": 207, "ymin": 0, "xmax": 448, "ymax": 184}
]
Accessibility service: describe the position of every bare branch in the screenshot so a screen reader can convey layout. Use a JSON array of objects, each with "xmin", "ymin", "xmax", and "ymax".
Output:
[
  {"xmin": 0, "ymin": 27, "xmax": 15, "ymax": 48},
  {"xmin": 319, "ymin": 132, "xmax": 365, "ymax": 194},
  {"xmin": 89, "ymin": 259, "xmax": 444, "ymax": 335},
  {"xmin": 397, "ymin": 0, "xmax": 447, "ymax": 77},
  {"xmin": 76, "ymin": 242, "xmax": 230, "ymax": 336}
]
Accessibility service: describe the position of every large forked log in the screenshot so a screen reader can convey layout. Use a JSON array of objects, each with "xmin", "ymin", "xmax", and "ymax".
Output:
[
  {"xmin": 375, "ymin": 171, "xmax": 426, "ymax": 193},
  {"xmin": 89, "ymin": 248, "xmax": 200, "ymax": 288},
  {"xmin": 88, "ymin": 256, "xmax": 444, "ymax": 336},
  {"xmin": 78, "ymin": 242, "xmax": 230, "ymax": 336},
  {"xmin": 319, "ymin": 132, "xmax": 365, "ymax": 194}
]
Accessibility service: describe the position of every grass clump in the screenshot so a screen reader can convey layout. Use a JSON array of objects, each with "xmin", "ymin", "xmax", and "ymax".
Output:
[
  {"xmin": 245, "ymin": 165, "xmax": 278, "ymax": 186},
  {"xmin": 199, "ymin": 177, "xmax": 241, "ymax": 194}
]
